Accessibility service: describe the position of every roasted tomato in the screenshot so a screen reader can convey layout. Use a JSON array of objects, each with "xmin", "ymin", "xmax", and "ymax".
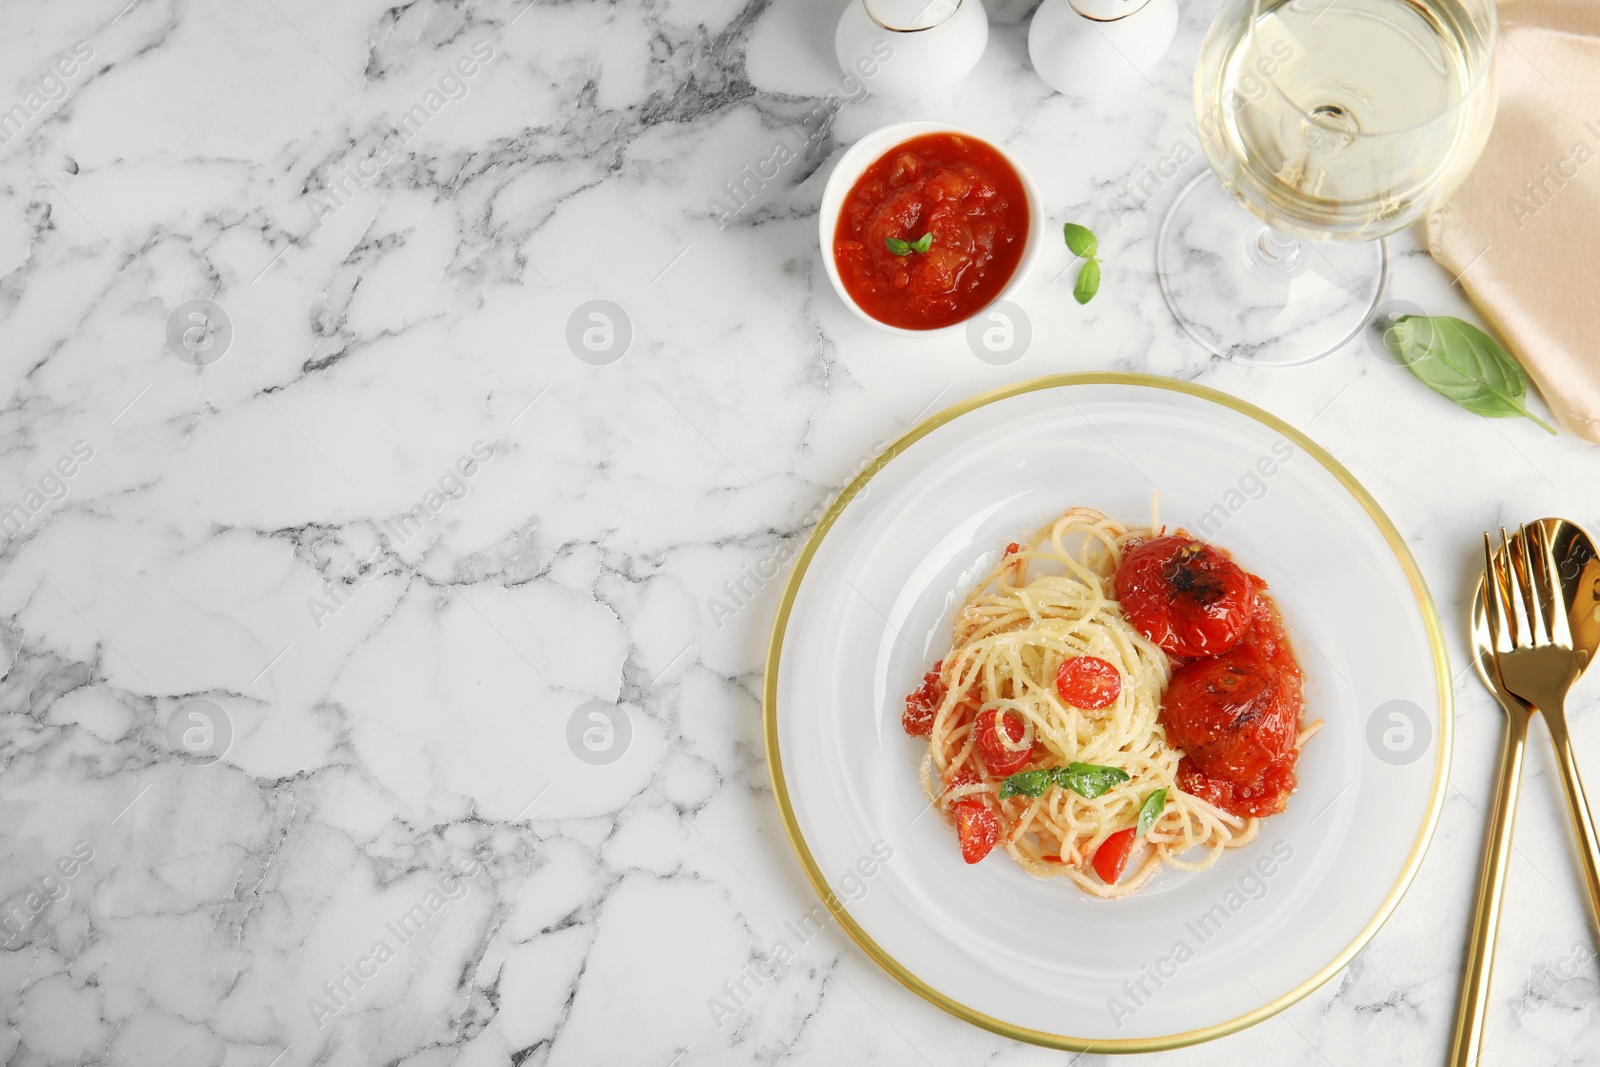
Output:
[
  {"xmin": 973, "ymin": 708, "xmax": 1032, "ymax": 776},
  {"xmin": 903, "ymin": 663, "xmax": 946, "ymax": 736},
  {"xmin": 1056, "ymin": 656, "xmax": 1122, "ymax": 710},
  {"xmin": 1162, "ymin": 646, "xmax": 1298, "ymax": 784},
  {"xmin": 952, "ymin": 799, "xmax": 998, "ymax": 863},
  {"xmin": 1115, "ymin": 536, "xmax": 1256, "ymax": 658},
  {"xmin": 1165, "ymin": 592, "xmax": 1303, "ymax": 818}
]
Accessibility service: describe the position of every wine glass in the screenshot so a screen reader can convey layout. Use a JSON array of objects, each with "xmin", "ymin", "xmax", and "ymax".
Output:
[{"xmin": 1156, "ymin": 0, "xmax": 1497, "ymax": 365}]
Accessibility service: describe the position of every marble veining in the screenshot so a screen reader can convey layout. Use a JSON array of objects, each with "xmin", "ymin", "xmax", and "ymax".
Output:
[{"xmin": 1, "ymin": 0, "xmax": 1598, "ymax": 1064}]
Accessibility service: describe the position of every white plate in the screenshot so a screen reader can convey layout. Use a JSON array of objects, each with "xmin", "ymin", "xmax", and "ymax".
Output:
[{"xmin": 763, "ymin": 374, "xmax": 1450, "ymax": 1051}]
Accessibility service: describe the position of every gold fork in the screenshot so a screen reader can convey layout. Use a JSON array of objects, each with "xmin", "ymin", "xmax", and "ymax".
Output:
[{"xmin": 1494, "ymin": 524, "xmax": 1600, "ymax": 930}]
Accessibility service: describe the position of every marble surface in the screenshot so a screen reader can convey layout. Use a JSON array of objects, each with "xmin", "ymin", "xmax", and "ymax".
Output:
[{"xmin": 1, "ymin": 0, "xmax": 1597, "ymax": 1064}]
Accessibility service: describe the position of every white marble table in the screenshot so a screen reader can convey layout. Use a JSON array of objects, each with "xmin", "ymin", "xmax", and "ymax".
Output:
[{"xmin": 2, "ymin": 0, "xmax": 1598, "ymax": 1064}]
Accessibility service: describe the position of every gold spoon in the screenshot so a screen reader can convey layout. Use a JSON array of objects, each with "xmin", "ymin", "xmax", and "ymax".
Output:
[{"xmin": 1520, "ymin": 519, "xmax": 1600, "ymax": 924}]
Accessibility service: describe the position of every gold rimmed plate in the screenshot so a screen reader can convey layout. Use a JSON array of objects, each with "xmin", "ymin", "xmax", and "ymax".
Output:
[{"xmin": 762, "ymin": 373, "xmax": 1450, "ymax": 1051}]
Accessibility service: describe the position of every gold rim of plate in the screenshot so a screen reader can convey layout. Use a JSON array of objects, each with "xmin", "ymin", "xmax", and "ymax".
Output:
[{"xmin": 760, "ymin": 371, "xmax": 1453, "ymax": 1053}]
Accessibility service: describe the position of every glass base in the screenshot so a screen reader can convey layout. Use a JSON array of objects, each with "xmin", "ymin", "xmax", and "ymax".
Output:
[{"xmin": 1156, "ymin": 172, "xmax": 1387, "ymax": 366}]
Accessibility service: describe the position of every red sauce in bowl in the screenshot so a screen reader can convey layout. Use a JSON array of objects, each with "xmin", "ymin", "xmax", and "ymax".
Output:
[{"xmin": 832, "ymin": 133, "xmax": 1030, "ymax": 330}]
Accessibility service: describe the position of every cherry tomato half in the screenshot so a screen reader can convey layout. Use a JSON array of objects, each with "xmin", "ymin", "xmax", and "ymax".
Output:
[
  {"xmin": 1092, "ymin": 827, "xmax": 1136, "ymax": 884},
  {"xmin": 974, "ymin": 708, "xmax": 1032, "ymax": 775},
  {"xmin": 1115, "ymin": 536, "xmax": 1256, "ymax": 658},
  {"xmin": 952, "ymin": 799, "xmax": 998, "ymax": 864},
  {"xmin": 1056, "ymin": 656, "xmax": 1122, "ymax": 710}
]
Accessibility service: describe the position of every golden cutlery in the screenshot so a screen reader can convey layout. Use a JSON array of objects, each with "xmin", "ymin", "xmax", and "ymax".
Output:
[
  {"xmin": 1451, "ymin": 520, "xmax": 1600, "ymax": 1067},
  {"xmin": 1494, "ymin": 523, "xmax": 1600, "ymax": 933},
  {"xmin": 1449, "ymin": 532, "xmax": 1534, "ymax": 1067}
]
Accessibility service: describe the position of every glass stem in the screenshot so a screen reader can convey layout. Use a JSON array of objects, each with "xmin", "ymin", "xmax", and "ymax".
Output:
[{"xmin": 1250, "ymin": 227, "xmax": 1303, "ymax": 272}]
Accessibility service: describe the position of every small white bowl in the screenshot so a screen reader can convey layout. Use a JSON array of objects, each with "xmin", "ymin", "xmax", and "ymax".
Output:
[{"xmin": 819, "ymin": 121, "xmax": 1044, "ymax": 337}]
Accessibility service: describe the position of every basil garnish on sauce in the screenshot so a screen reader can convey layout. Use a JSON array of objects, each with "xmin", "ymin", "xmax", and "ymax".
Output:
[
  {"xmin": 1000, "ymin": 761, "xmax": 1130, "ymax": 800},
  {"xmin": 885, "ymin": 232, "xmax": 933, "ymax": 256}
]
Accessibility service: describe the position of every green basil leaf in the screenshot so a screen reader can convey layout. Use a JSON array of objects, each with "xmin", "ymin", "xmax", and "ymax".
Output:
[
  {"xmin": 1062, "ymin": 222, "xmax": 1098, "ymax": 259},
  {"xmin": 1137, "ymin": 788, "xmax": 1168, "ymax": 837},
  {"xmin": 999, "ymin": 769, "xmax": 1056, "ymax": 799},
  {"xmin": 1001, "ymin": 762, "xmax": 1130, "ymax": 800},
  {"xmin": 1058, "ymin": 761, "xmax": 1129, "ymax": 799},
  {"xmin": 911, "ymin": 231, "xmax": 933, "ymax": 254},
  {"xmin": 1385, "ymin": 315, "xmax": 1557, "ymax": 434},
  {"xmin": 884, "ymin": 236, "xmax": 912, "ymax": 256},
  {"xmin": 1073, "ymin": 259, "xmax": 1101, "ymax": 305}
]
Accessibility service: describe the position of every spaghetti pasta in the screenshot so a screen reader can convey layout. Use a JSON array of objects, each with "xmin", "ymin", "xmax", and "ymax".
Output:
[{"xmin": 914, "ymin": 506, "xmax": 1311, "ymax": 899}]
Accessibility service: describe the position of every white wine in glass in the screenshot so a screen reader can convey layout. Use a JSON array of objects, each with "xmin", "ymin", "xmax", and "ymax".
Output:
[{"xmin": 1158, "ymin": 0, "xmax": 1497, "ymax": 365}]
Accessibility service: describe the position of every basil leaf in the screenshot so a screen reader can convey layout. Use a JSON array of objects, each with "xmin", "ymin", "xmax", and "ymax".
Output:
[
  {"xmin": 1000, "ymin": 762, "xmax": 1130, "ymax": 800},
  {"xmin": 1058, "ymin": 761, "xmax": 1129, "ymax": 799},
  {"xmin": 911, "ymin": 231, "xmax": 933, "ymax": 254},
  {"xmin": 999, "ymin": 769, "xmax": 1056, "ymax": 799},
  {"xmin": 1137, "ymin": 788, "xmax": 1168, "ymax": 837},
  {"xmin": 884, "ymin": 236, "xmax": 912, "ymax": 256},
  {"xmin": 1073, "ymin": 259, "xmax": 1101, "ymax": 305},
  {"xmin": 1384, "ymin": 315, "xmax": 1557, "ymax": 434},
  {"xmin": 1063, "ymin": 222, "xmax": 1098, "ymax": 259}
]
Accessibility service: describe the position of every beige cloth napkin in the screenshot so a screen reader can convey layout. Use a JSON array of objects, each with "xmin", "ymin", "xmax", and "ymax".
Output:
[{"xmin": 1426, "ymin": 0, "xmax": 1600, "ymax": 441}]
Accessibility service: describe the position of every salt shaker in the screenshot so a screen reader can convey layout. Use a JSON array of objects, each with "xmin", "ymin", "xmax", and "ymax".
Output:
[
  {"xmin": 835, "ymin": 0, "xmax": 989, "ymax": 100},
  {"xmin": 1028, "ymin": 0, "xmax": 1177, "ymax": 98}
]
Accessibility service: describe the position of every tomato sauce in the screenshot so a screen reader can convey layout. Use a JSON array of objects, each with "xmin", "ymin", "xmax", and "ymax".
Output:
[{"xmin": 833, "ymin": 133, "xmax": 1029, "ymax": 330}]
